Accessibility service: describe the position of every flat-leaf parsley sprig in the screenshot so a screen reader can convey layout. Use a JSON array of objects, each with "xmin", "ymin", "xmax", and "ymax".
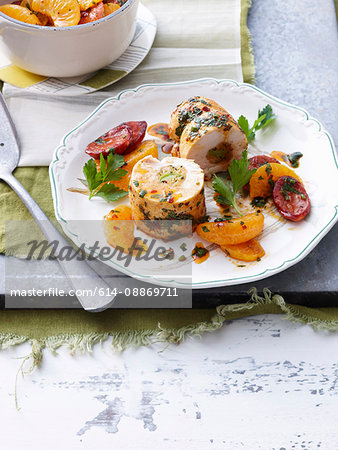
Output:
[
  {"xmin": 82, "ymin": 152, "xmax": 128, "ymax": 202},
  {"xmin": 238, "ymin": 104, "xmax": 276, "ymax": 143},
  {"xmin": 212, "ymin": 150, "xmax": 256, "ymax": 216}
]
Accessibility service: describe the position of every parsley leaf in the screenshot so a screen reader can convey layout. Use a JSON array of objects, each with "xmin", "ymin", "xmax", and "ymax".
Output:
[
  {"xmin": 83, "ymin": 152, "xmax": 128, "ymax": 202},
  {"xmin": 83, "ymin": 159, "xmax": 100, "ymax": 193},
  {"xmin": 212, "ymin": 150, "xmax": 256, "ymax": 216},
  {"xmin": 238, "ymin": 116, "xmax": 255, "ymax": 142},
  {"xmin": 238, "ymin": 104, "xmax": 276, "ymax": 143},
  {"xmin": 95, "ymin": 183, "xmax": 128, "ymax": 203}
]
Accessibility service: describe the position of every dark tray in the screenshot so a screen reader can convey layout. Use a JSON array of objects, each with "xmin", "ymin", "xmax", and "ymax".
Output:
[{"xmin": 1, "ymin": 224, "xmax": 336, "ymax": 310}]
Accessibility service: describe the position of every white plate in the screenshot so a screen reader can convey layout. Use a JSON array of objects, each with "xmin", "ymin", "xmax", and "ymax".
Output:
[
  {"xmin": 49, "ymin": 78, "xmax": 338, "ymax": 289},
  {"xmin": 0, "ymin": 3, "xmax": 156, "ymax": 96}
]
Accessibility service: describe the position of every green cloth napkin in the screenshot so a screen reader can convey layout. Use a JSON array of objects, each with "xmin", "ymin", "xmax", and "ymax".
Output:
[{"xmin": 0, "ymin": 0, "xmax": 337, "ymax": 363}]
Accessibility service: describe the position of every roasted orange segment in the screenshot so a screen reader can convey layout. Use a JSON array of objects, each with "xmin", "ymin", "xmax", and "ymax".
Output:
[
  {"xmin": 0, "ymin": 4, "xmax": 41, "ymax": 24},
  {"xmin": 20, "ymin": 0, "xmax": 49, "ymax": 23},
  {"xmin": 24, "ymin": 0, "xmax": 49, "ymax": 15},
  {"xmin": 103, "ymin": 2, "xmax": 120, "ymax": 16},
  {"xmin": 196, "ymin": 213, "xmax": 264, "ymax": 246},
  {"xmin": 221, "ymin": 239, "xmax": 265, "ymax": 262},
  {"xmin": 95, "ymin": 140, "xmax": 158, "ymax": 192},
  {"xmin": 34, "ymin": 11, "xmax": 48, "ymax": 24},
  {"xmin": 79, "ymin": 1, "xmax": 103, "ymax": 24},
  {"xmin": 25, "ymin": 0, "xmax": 80, "ymax": 25},
  {"xmin": 103, "ymin": 205, "xmax": 147, "ymax": 255},
  {"xmin": 103, "ymin": 205, "xmax": 135, "ymax": 252},
  {"xmin": 77, "ymin": 0, "xmax": 101, "ymax": 12},
  {"xmin": 249, "ymin": 162, "xmax": 302, "ymax": 199}
]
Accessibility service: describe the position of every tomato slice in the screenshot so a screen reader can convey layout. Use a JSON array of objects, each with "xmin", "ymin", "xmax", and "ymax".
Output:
[
  {"xmin": 272, "ymin": 176, "xmax": 311, "ymax": 222},
  {"xmin": 85, "ymin": 124, "xmax": 133, "ymax": 158},
  {"xmin": 79, "ymin": 1, "xmax": 104, "ymax": 24},
  {"xmin": 121, "ymin": 121, "xmax": 147, "ymax": 152}
]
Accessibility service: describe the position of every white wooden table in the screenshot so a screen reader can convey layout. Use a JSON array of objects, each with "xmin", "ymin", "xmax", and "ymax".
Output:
[
  {"xmin": 0, "ymin": 315, "xmax": 337, "ymax": 448},
  {"xmin": 0, "ymin": 1, "xmax": 337, "ymax": 448}
]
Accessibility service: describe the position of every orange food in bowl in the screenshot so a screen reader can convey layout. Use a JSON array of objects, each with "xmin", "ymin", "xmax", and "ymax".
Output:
[
  {"xmin": 79, "ymin": 1, "xmax": 104, "ymax": 24},
  {"xmin": 77, "ymin": 0, "xmax": 101, "ymax": 11},
  {"xmin": 0, "ymin": 4, "xmax": 41, "ymax": 24},
  {"xmin": 45, "ymin": 0, "xmax": 80, "ymax": 26},
  {"xmin": 104, "ymin": 2, "xmax": 120, "ymax": 16},
  {"xmin": 20, "ymin": 0, "xmax": 50, "ymax": 24},
  {"xmin": 24, "ymin": 0, "xmax": 48, "ymax": 16},
  {"xmin": 1, "ymin": 0, "xmax": 124, "ymax": 26}
]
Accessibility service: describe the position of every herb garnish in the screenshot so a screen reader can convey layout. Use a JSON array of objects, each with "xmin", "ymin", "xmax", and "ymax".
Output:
[
  {"xmin": 94, "ymin": 137, "xmax": 106, "ymax": 144},
  {"xmin": 265, "ymin": 163, "xmax": 272, "ymax": 176},
  {"xmin": 215, "ymin": 215, "xmax": 233, "ymax": 222},
  {"xmin": 83, "ymin": 153, "xmax": 127, "ymax": 202},
  {"xmin": 160, "ymin": 248, "xmax": 175, "ymax": 260},
  {"xmin": 238, "ymin": 104, "xmax": 276, "ymax": 143},
  {"xmin": 250, "ymin": 197, "xmax": 267, "ymax": 208},
  {"xmin": 188, "ymin": 97, "xmax": 211, "ymax": 106},
  {"xmin": 192, "ymin": 245, "xmax": 208, "ymax": 258},
  {"xmin": 176, "ymin": 108, "xmax": 230, "ymax": 138},
  {"xmin": 287, "ymin": 152, "xmax": 303, "ymax": 168},
  {"xmin": 207, "ymin": 146, "xmax": 229, "ymax": 162},
  {"xmin": 212, "ymin": 150, "xmax": 255, "ymax": 216},
  {"xmin": 160, "ymin": 191, "xmax": 174, "ymax": 202},
  {"xmin": 160, "ymin": 172, "xmax": 181, "ymax": 182}
]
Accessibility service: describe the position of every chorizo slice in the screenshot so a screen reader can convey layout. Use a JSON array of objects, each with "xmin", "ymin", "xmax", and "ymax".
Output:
[
  {"xmin": 85, "ymin": 124, "xmax": 133, "ymax": 158},
  {"xmin": 272, "ymin": 176, "xmax": 311, "ymax": 222},
  {"xmin": 122, "ymin": 121, "xmax": 147, "ymax": 152}
]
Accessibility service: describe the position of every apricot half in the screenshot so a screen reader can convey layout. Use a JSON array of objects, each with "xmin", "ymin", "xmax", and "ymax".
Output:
[
  {"xmin": 96, "ymin": 140, "xmax": 158, "ymax": 192},
  {"xmin": 249, "ymin": 163, "xmax": 302, "ymax": 199},
  {"xmin": 221, "ymin": 239, "xmax": 265, "ymax": 262},
  {"xmin": 196, "ymin": 212, "xmax": 264, "ymax": 246}
]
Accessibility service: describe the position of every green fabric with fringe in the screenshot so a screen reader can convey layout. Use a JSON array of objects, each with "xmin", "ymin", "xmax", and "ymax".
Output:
[{"xmin": 1, "ymin": 289, "xmax": 338, "ymax": 370}]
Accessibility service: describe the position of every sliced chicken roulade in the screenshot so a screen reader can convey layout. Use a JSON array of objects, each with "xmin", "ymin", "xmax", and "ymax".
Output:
[{"xmin": 129, "ymin": 156, "xmax": 206, "ymax": 240}]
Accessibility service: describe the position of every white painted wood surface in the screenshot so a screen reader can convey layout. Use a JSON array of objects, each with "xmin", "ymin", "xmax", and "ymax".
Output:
[{"xmin": 0, "ymin": 315, "xmax": 337, "ymax": 449}]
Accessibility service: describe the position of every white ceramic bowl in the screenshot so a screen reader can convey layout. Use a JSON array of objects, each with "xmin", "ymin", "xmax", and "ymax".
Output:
[{"xmin": 0, "ymin": 0, "xmax": 139, "ymax": 77}]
